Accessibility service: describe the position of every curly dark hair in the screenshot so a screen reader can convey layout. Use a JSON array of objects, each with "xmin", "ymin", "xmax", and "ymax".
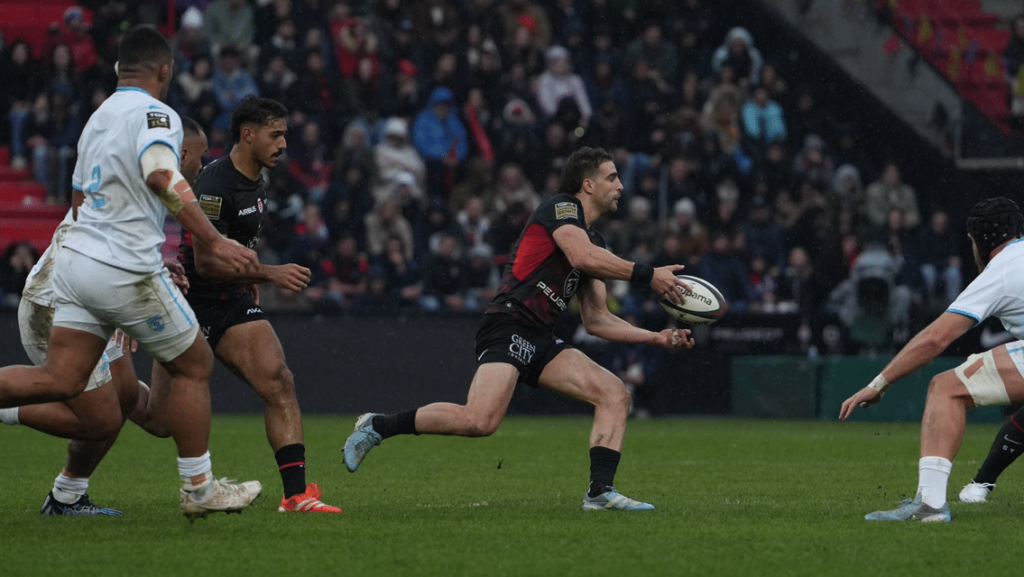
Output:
[{"xmin": 229, "ymin": 95, "xmax": 288, "ymax": 143}]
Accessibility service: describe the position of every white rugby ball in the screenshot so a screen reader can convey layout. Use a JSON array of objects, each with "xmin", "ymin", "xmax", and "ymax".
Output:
[{"xmin": 660, "ymin": 275, "xmax": 727, "ymax": 325}]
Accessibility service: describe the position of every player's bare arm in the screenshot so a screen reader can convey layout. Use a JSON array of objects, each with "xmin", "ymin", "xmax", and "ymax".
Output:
[
  {"xmin": 141, "ymin": 143, "xmax": 256, "ymax": 272},
  {"xmin": 192, "ymin": 236, "xmax": 310, "ymax": 292},
  {"xmin": 839, "ymin": 312, "xmax": 976, "ymax": 420},
  {"xmin": 579, "ymin": 278, "xmax": 694, "ymax": 350},
  {"xmin": 552, "ymin": 225, "xmax": 691, "ymax": 303}
]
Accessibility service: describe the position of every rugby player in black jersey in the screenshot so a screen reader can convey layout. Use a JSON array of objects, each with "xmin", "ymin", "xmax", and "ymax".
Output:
[
  {"xmin": 343, "ymin": 147, "xmax": 695, "ymax": 511},
  {"xmin": 141, "ymin": 96, "xmax": 340, "ymax": 513}
]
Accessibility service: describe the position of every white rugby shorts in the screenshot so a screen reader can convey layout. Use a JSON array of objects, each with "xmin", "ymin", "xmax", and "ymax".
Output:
[
  {"xmin": 51, "ymin": 250, "xmax": 199, "ymax": 363},
  {"xmin": 18, "ymin": 298, "xmax": 123, "ymax": 392}
]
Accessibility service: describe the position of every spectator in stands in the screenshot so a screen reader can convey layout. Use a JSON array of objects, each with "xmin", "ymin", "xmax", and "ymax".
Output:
[
  {"xmin": 776, "ymin": 178, "xmax": 829, "ymax": 258},
  {"xmin": 827, "ymin": 241, "xmax": 914, "ymax": 338},
  {"xmin": 864, "ymin": 162, "xmax": 920, "ymax": 233},
  {"xmin": 177, "ymin": 54, "xmax": 215, "ymax": 112},
  {"xmin": 791, "ymin": 134, "xmax": 834, "ymax": 187},
  {"xmin": 173, "ymin": 7, "xmax": 211, "ymax": 72},
  {"xmin": 498, "ymin": 0, "xmax": 552, "ymax": 56},
  {"xmin": 455, "ymin": 196, "xmax": 491, "ymax": 252},
  {"xmin": 374, "ymin": 117, "xmax": 425, "ymax": 187},
  {"xmin": 747, "ymin": 252, "xmax": 780, "ymax": 313},
  {"xmin": 45, "ymin": 43, "xmax": 80, "ymax": 107},
  {"xmin": 464, "ymin": 243, "xmax": 498, "ymax": 311},
  {"xmin": 375, "ymin": 235, "xmax": 423, "ymax": 313},
  {"xmin": 54, "ymin": 6, "xmax": 97, "ymax": 74},
  {"xmin": 624, "ymin": 59, "xmax": 672, "ymax": 153},
  {"xmin": 290, "ymin": 49, "xmax": 348, "ymax": 132},
  {"xmin": 494, "ymin": 163, "xmax": 540, "ymax": 214},
  {"xmin": 697, "ymin": 232, "xmax": 753, "ymax": 312},
  {"xmin": 412, "ymin": 87, "xmax": 469, "ymax": 197},
  {"xmin": 624, "ymin": 22, "xmax": 679, "ymax": 88},
  {"xmin": 334, "ymin": 120, "xmax": 376, "ymax": 192},
  {"xmin": 320, "ymin": 233, "xmax": 368, "ymax": 311},
  {"xmin": 711, "ymin": 27, "xmax": 763, "ymax": 88},
  {"xmin": 421, "ymin": 232, "xmax": 469, "ymax": 313},
  {"xmin": 2, "ymin": 40, "xmax": 44, "ymax": 170},
  {"xmin": 1004, "ymin": 15, "xmax": 1024, "ymax": 93},
  {"xmin": 365, "ymin": 195, "xmax": 415, "ymax": 261},
  {"xmin": 289, "ymin": 121, "xmax": 332, "ymax": 203},
  {"xmin": 258, "ymin": 52, "xmax": 298, "ymax": 107},
  {"xmin": 0, "ymin": 241, "xmax": 38, "ymax": 309},
  {"xmin": 262, "ymin": 18, "xmax": 301, "ymax": 72},
  {"xmin": 741, "ymin": 85, "xmax": 787, "ymax": 157},
  {"xmin": 26, "ymin": 87, "xmax": 82, "ymax": 204},
  {"xmin": 916, "ymin": 210, "xmax": 962, "ymax": 308},
  {"xmin": 332, "ymin": 12, "xmax": 379, "ymax": 80},
  {"xmin": 292, "ymin": 202, "xmax": 331, "ymax": 261},
  {"xmin": 211, "ymin": 45, "xmax": 258, "ymax": 131},
  {"xmin": 380, "ymin": 59, "xmax": 422, "ymax": 119},
  {"xmin": 536, "ymin": 46, "xmax": 592, "ymax": 126},
  {"xmin": 832, "ymin": 163, "xmax": 864, "ymax": 212},
  {"xmin": 666, "ymin": 198, "xmax": 709, "ymax": 266},
  {"xmin": 701, "ymin": 83, "xmax": 743, "ymax": 156},
  {"xmin": 743, "ymin": 196, "xmax": 786, "ymax": 269},
  {"xmin": 787, "ymin": 86, "xmax": 830, "ymax": 151},
  {"xmin": 777, "ymin": 246, "xmax": 828, "ymax": 315},
  {"xmin": 204, "ymin": 0, "xmax": 257, "ymax": 58}
]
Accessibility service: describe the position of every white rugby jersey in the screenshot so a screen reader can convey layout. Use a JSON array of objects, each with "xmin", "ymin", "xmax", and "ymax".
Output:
[
  {"xmin": 64, "ymin": 87, "xmax": 183, "ymax": 273},
  {"xmin": 20, "ymin": 209, "xmax": 75, "ymax": 308},
  {"xmin": 947, "ymin": 237, "xmax": 1024, "ymax": 339}
]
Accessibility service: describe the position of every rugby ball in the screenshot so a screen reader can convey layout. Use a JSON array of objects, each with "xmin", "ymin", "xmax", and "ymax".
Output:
[{"xmin": 660, "ymin": 275, "xmax": 726, "ymax": 325}]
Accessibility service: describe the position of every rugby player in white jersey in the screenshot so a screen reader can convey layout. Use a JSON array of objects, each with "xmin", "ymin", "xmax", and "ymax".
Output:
[
  {"xmin": 840, "ymin": 197, "xmax": 1024, "ymax": 522},
  {"xmin": 0, "ymin": 26, "xmax": 261, "ymax": 521},
  {"xmin": 0, "ymin": 118, "xmax": 209, "ymax": 515}
]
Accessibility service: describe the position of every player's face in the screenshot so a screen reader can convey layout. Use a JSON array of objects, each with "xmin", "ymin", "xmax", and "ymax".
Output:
[
  {"xmin": 180, "ymin": 131, "xmax": 209, "ymax": 184},
  {"xmin": 254, "ymin": 118, "xmax": 287, "ymax": 168},
  {"xmin": 588, "ymin": 160, "xmax": 623, "ymax": 214}
]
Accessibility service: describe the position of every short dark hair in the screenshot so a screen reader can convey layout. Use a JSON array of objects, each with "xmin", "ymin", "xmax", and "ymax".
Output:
[
  {"xmin": 181, "ymin": 116, "xmax": 203, "ymax": 138},
  {"xmin": 229, "ymin": 96, "xmax": 288, "ymax": 143},
  {"xmin": 559, "ymin": 146, "xmax": 614, "ymax": 195},
  {"xmin": 117, "ymin": 26, "xmax": 172, "ymax": 73}
]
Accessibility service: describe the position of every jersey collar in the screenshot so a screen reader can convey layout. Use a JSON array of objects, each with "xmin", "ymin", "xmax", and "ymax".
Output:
[{"xmin": 115, "ymin": 86, "xmax": 154, "ymax": 97}]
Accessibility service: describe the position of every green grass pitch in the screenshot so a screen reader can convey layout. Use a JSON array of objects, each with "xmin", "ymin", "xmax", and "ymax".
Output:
[{"xmin": 1, "ymin": 415, "xmax": 1020, "ymax": 576}]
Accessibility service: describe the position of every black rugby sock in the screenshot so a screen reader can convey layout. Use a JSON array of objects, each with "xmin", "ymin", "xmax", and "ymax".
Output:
[
  {"xmin": 974, "ymin": 410, "xmax": 1024, "ymax": 485},
  {"xmin": 588, "ymin": 446, "xmax": 621, "ymax": 498},
  {"xmin": 373, "ymin": 409, "xmax": 419, "ymax": 439},
  {"xmin": 275, "ymin": 443, "xmax": 306, "ymax": 498}
]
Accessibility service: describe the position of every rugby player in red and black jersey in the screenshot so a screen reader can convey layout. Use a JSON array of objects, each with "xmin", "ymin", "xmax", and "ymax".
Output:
[
  {"xmin": 343, "ymin": 147, "xmax": 695, "ymax": 511},
  {"xmin": 142, "ymin": 96, "xmax": 340, "ymax": 513}
]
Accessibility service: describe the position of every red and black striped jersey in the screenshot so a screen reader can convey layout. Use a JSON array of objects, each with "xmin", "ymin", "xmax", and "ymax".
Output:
[
  {"xmin": 486, "ymin": 193, "xmax": 606, "ymax": 328},
  {"xmin": 178, "ymin": 156, "xmax": 268, "ymax": 300}
]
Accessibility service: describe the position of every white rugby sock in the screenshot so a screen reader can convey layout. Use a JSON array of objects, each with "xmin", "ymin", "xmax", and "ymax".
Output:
[
  {"xmin": 178, "ymin": 451, "xmax": 213, "ymax": 495},
  {"xmin": 0, "ymin": 407, "xmax": 19, "ymax": 425},
  {"xmin": 918, "ymin": 456, "xmax": 952, "ymax": 508},
  {"xmin": 52, "ymin": 474, "xmax": 89, "ymax": 505}
]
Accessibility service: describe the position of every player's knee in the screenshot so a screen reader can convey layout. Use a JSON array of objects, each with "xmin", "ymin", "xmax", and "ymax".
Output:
[
  {"xmin": 77, "ymin": 410, "xmax": 122, "ymax": 441},
  {"xmin": 43, "ymin": 365, "xmax": 88, "ymax": 399},
  {"xmin": 928, "ymin": 373, "xmax": 969, "ymax": 403},
  {"xmin": 262, "ymin": 363, "xmax": 296, "ymax": 402},
  {"xmin": 464, "ymin": 412, "xmax": 501, "ymax": 437},
  {"xmin": 597, "ymin": 377, "xmax": 631, "ymax": 413}
]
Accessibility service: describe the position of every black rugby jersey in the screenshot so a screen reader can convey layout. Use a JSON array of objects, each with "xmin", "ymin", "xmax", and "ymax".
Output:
[
  {"xmin": 179, "ymin": 155, "xmax": 268, "ymax": 300},
  {"xmin": 486, "ymin": 192, "xmax": 606, "ymax": 328}
]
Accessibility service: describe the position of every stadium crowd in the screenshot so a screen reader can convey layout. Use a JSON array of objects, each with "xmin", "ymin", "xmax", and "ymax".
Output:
[{"xmin": 0, "ymin": 0, "xmax": 967, "ymax": 333}]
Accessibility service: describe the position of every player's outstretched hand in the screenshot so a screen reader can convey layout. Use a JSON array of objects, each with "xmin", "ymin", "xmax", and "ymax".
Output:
[
  {"xmin": 271, "ymin": 263, "xmax": 312, "ymax": 292},
  {"xmin": 163, "ymin": 259, "xmax": 189, "ymax": 293},
  {"xmin": 653, "ymin": 328, "xmax": 695, "ymax": 350},
  {"xmin": 212, "ymin": 237, "xmax": 258, "ymax": 273},
  {"xmin": 651, "ymin": 265, "xmax": 691, "ymax": 305},
  {"xmin": 838, "ymin": 386, "xmax": 883, "ymax": 421}
]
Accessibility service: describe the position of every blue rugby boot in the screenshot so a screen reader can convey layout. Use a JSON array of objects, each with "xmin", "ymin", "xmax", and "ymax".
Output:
[
  {"xmin": 343, "ymin": 413, "xmax": 383, "ymax": 472},
  {"xmin": 40, "ymin": 492, "xmax": 122, "ymax": 516}
]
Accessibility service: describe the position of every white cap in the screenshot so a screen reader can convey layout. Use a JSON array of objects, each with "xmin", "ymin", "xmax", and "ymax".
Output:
[
  {"xmin": 182, "ymin": 7, "xmax": 203, "ymax": 30},
  {"xmin": 383, "ymin": 117, "xmax": 408, "ymax": 138}
]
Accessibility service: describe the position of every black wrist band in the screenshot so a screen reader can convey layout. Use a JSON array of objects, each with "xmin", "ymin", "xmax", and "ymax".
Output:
[{"xmin": 630, "ymin": 263, "xmax": 655, "ymax": 284}]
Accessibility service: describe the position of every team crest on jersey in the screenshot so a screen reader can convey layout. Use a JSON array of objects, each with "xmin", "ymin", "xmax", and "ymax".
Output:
[
  {"xmin": 200, "ymin": 195, "xmax": 222, "ymax": 220},
  {"xmin": 146, "ymin": 315, "xmax": 165, "ymax": 332},
  {"xmin": 564, "ymin": 269, "xmax": 581, "ymax": 298},
  {"xmin": 554, "ymin": 202, "xmax": 578, "ymax": 220},
  {"xmin": 146, "ymin": 111, "xmax": 171, "ymax": 129}
]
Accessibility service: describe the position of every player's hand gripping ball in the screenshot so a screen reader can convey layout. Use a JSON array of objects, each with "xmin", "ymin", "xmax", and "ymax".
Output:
[{"xmin": 660, "ymin": 275, "xmax": 727, "ymax": 325}]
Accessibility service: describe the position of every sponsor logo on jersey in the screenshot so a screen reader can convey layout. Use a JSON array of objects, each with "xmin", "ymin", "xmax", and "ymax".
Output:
[
  {"xmin": 146, "ymin": 111, "xmax": 171, "ymax": 129},
  {"xmin": 508, "ymin": 334, "xmax": 535, "ymax": 364},
  {"xmin": 199, "ymin": 195, "xmax": 222, "ymax": 220},
  {"xmin": 554, "ymin": 202, "xmax": 578, "ymax": 220},
  {"xmin": 536, "ymin": 280, "xmax": 568, "ymax": 311},
  {"xmin": 238, "ymin": 205, "xmax": 258, "ymax": 216},
  {"xmin": 146, "ymin": 315, "xmax": 165, "ymax": 332}
]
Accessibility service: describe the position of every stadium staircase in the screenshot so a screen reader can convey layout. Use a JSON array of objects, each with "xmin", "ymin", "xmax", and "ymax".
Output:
[
  {"xmin": 757, "ymin": 0, "xmax": 1020, "ymax": 163},
  {"xmin": 0, "ymin": 145, "xmax": 67, "ymax": 254}
]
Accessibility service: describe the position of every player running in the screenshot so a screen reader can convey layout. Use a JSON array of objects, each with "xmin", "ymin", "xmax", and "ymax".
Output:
[
  {"xmin": 841, "ymin": 197, "xmax": 1024, "ymax": 522},
  {"xmin": 0, "ymin": 26, "xmax": 261, "ymax": 521},
  {"xmin": 145, "ymin": 96, "xmax": 340, "ymax": 513},
  {"xmin": 0, "ymin": 118, "xmax": 208, "ymax": 515},
  {"xmin": 343, "ymin": 146, "xmax": 694, "ymax": 511}
]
